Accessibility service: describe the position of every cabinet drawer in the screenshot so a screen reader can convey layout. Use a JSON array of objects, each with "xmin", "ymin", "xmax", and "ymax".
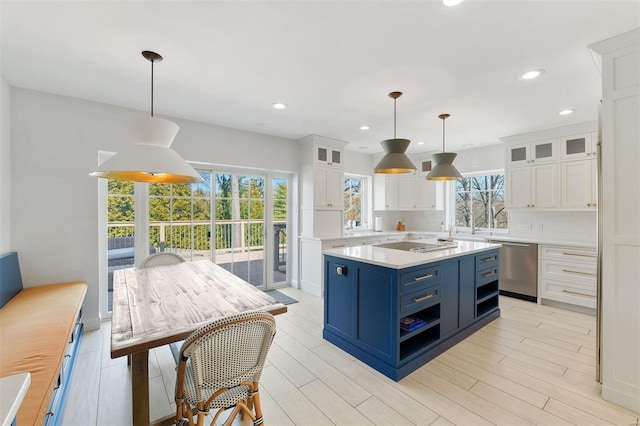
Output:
[
  {"xmin": 540, "ymin": 278, "xmax": 596, "ymax": 309},
  {"xmin": 400, "ymin": 265, "xmax": 441, "ymax": 293},
  {"xmin": 540, "ymin": 259, "xmax": 597, "ymax": 283},
  {"xmin": 477, "ymin": 266, "xmax": 499, "ymax": 287},
  {"xmin": 400, "ymin": 285, "xmax": 441, "ymax": 315},
  {"xmin": 476, "ymin": 251, "xmax": 499, "ymax": 270},
  {"xmin": 540, "ymin": 245, "xmax": 596, "ymax": 262}
]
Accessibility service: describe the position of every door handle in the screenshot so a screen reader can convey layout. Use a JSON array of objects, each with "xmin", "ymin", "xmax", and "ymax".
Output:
[
  {"xmin": 562, "ymin": 289, "xmax": 596, "ymax": 298},
  {"xmin": 413, "ymin": 293, "xmax": 434, "ymax": 303},
  {"xmin": 562, "ymin": 269, "xmax": 597, "ymax": 276},
  {"xmin": 413, "ymin": 273, "xmax": 434, "ymax": 282},
  {"xmin": 499, "ymin": 242, "xmax": 530, "ymax": 248}
]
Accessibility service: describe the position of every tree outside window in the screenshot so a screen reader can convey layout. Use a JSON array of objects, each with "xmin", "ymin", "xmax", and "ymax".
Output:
[
  {"xmin": 455, "ymin": 174, "xmax": 507, "ymax": 230},
  {"xmin": 344, "ymin": 177, "xmax": 363, "ymax": 229}
]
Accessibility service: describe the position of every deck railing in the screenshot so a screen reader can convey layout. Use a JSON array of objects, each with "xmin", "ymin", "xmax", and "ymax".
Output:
[{"xmin": 107, "ymin": 220, "xmax": 286, "ymax": 255}]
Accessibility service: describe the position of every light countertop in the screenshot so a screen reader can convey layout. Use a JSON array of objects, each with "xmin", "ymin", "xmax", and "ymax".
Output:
[
  {"xmin": 323, "ymin": 239, "xmax": 501, "ymax": 269},
  {"xmin": 0, "ymin": 372, "xmax": 30, "ymax": 426}
]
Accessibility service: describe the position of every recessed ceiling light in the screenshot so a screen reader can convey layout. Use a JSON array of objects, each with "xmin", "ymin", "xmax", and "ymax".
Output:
[
  {"xmin": 417, "ymin": 142, "xmax": 425, "ymax": 146},
  {"xmin": 360, "ymin": 125, "xmax": 371, "ymax": 131},
  {"xmin": 272, "ymin": 103, "xmax": 287, "ymax": 110},
  {"xmin": 558, "ymin": 109, "xmax": 575, "ymax": 115},
  {"xmin": 358, "ymin": 145, "xmax": 367, "ymax": 150},
  {"xmin": 462, "ymin": 143, "xmax": 474, "ymax": 149},
  {"xmin": 520, "ymin": 69, "xmax": 545, "ymax": 80},
  {"xmin": 443, "ymin": 0, "xmax": 464, "ymax": 6}
]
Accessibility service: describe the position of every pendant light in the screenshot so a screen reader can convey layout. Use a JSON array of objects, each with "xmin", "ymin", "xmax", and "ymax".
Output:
[
  {"xmin": 90, "ymin": 51, "xmax": 203, "ymax": 184},
  {"xmin": 426, "ymin": 113, "xmax": 462, "ymax": 180},
  {"xmin": 373, "ymin": 92, "xmax": 417, "ymax": 174}
]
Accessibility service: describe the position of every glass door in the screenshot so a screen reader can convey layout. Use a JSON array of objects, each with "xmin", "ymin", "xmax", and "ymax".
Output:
[
  {"xmin": 272, "ymin": 177, "xmax": 289, "ymax": 286},
  {"xmin": 148, "ymin": 172, "xmax": 212, "ymax": 261},
  {"xmin": 214, "ymin": 173, "xmax": 266, "ymax": 288}
]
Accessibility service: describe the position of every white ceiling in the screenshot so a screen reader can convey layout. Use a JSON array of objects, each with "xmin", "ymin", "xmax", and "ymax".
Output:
[{"xmin": 1, "ymin": 1, "xmax": 638, "ymax": 154}]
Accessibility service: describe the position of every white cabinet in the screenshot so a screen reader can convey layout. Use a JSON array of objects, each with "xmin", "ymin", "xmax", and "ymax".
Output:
[
  {"xmin": 397, "ymin": 176, "xmax": 416, "ymax": 209},
  {"xmin": 315, "ymin": 145, "xmax": 343, "ymax": 167},
  {"xmin": 506, "ymin": 139, "xmax": 558, "ymax": 166},
  {"xmin": 539, "ymin": 245, "xmax": 597, "ymax": 309},
  {"xmin": 560, "ymin": 133, "xmax": 596, "ymax": 160},
  {"xmin": 416, "ymin": 178, "xmax": 437, "ymax": 209},
  {"xmin": 314, "ymin": 166, "xmax": 343, "ymax": 209},
  {"xmin": 561, "ymin": 159, "xmax": 597, "ymax": 209},
  {"xmin": 505, "ymin": 163, "xmax": 558, "ymax": 209},
  {"xmin": 374, "ymin": 174, "xmax": 440, "ymax": 211}
]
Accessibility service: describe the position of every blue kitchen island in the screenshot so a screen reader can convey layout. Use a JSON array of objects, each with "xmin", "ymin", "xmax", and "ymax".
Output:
[{"xmin": 323, "ymin": 239, "xmax": 501, "ymax": 381}]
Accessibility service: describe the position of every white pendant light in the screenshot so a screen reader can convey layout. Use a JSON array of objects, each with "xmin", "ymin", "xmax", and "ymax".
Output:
[
  {"xmin": 373, "ymin": 92, "xmax": 417, "ymax": 174},
  {"xmin": 426, "ymin": 113, "xmax": 463, "ymax": 181},
  {"xmin": 90, "ymin": 51, "xmax": 203, "ymax": 184}
]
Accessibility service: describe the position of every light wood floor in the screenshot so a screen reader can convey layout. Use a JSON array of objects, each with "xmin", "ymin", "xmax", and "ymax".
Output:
[{"xmin": 62, "ymin": 288, "xmax": 639, "ymax": 426}]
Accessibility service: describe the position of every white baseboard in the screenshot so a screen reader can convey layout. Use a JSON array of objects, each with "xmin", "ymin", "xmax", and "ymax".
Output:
[
  {"xmin": 602, "ymin": 384, "xmax": 640, "ymax": 413},
  {"xmin": 299, "ymin": 279, "xmax": 321, "ymax": 297},
  {"xmin": 82, "ymin": 316, "xmax": 101, "ymax": 331},
  {"xmin": 290, "ymin": 278, "xmax": 300, "ymax": 289}
]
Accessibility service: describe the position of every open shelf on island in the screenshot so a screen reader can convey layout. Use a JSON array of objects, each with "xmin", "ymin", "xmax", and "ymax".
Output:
[
  {"xmin": 399, "ymin": 324, "xmax": 440, "ymax": 361},
  {"xmin": 477, "ymin": 294, "xmax": 499, "ymax": 317},
  {"xmin": 477, "ymin": 280, "xmax": 499, "ymax": 301}
]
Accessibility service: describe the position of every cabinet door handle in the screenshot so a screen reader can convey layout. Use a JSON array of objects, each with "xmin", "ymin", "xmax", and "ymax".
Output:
[
  {"xmin": 482, "ymin": 256, "xmax": 496, "ymax": 262},
  {"xmin": 562, "ymin": 252, "xmax": 597, "ymax": 259},
  {"xmin": 413, "ymin": 273, "xmax": 434, "ymax": 282},
  {"xmin": 413, "ymin": 293, "xmax": 434, "ymax": 303},
  {"xmin": 562, "ymin": 289, "xmax": 596, "ymax": 298},
  {"xmin": 562, "ymin": 269, "xmax": 596, "ymax": 276},
  {"xmin": 481, "ymin": 271, "xmax": 496, "ymax": 278},
  {"xmin": 332, "ymin": 244, "xmax": 347, "ymax": 248}
]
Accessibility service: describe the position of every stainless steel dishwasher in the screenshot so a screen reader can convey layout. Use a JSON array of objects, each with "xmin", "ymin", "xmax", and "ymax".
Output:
[{"xmin": 488, "ymin": 239, "xmax": 538, "ymax": 302}]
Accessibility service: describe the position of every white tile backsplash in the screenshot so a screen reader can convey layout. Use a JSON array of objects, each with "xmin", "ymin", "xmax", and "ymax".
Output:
[
  {"xmin": 509, "ymin": 211, "xmax": 597, "ymax": 244},
  {"xmin": 372, "ymin": 210, "xmax": 445, "ymax": 232}
]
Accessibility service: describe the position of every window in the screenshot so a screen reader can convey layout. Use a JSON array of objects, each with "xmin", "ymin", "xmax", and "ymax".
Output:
[
  {"xmin": 455, "ymin": 173, "xmax": 507, "ymax": 230},
  {"xmin": 148, "ymin": 172, "xmax": 212, "ymax": 260},
  {"xmin": 344, "ymin": 176, "xmax": 364, "ymax": 229}
]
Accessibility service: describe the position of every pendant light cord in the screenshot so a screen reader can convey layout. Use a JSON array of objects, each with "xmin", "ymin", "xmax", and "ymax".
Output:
[
  {"xmin": 442, "ymin": 117, "xmax": 445, "ymax": 152},
  {"xmin": 393, "ymin": 97, "xmax": 397, "ymax": 138},
  {"xmin": 150, "ymin": 59, "xmax": 154, "ymax": 117}
]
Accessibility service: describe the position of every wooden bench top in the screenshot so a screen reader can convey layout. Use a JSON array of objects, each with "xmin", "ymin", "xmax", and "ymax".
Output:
[{"xmin": 0, "ymin": 281, "xmax": 86, "ymax": 425}]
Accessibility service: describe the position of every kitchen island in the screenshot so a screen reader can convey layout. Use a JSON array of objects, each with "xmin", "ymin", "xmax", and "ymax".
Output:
[{"xmin": 323, "ymin": 240, "xmax": 501, "ymax": 380}]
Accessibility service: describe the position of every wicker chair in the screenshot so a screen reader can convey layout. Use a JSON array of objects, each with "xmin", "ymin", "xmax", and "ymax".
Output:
[
  {"xmin": 175, "ymin": 311, "xmax": 276, "ymax": 426},
  {"xmin": 139, "ymin": 252, "xmax": 186, "ymax": 268}
]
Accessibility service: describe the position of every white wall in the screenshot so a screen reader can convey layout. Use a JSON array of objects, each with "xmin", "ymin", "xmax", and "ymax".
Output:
[
  {"xmin": 10, "ymin": 88, "xmax": 299, "ymax": 327},
  {"xmin": 451, "ymin": 144, "xmax": 504, "ymax": 174},
  {"xmin": 0, "ymin": 77, "xmax": 10, "ymax": 253}
]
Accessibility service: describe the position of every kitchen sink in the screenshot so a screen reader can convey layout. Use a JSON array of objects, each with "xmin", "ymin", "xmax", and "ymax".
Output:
[{"xmin": 376, "ymin": 241, "xmax": 458, "ymax": 253}]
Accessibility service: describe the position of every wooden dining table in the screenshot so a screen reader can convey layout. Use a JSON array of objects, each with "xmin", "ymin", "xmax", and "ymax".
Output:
[{"xmin": 110, "ymin": 260, "xmax": 287, "ymax": 426}]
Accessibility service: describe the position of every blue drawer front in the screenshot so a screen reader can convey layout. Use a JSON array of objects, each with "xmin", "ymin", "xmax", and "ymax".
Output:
[
  {"xmin": 400, "ymin": 284, "xmax": 441, "ymax": 315},
  {"xmin": 399, "ymin": 265, "xmax": 441, "ymax": 293},
  {"xmin": 476, "ymin": 250, "xmax": 499, "ymax": 270},
  {"xmin": 477, "ymin": 266, "xmax": 499, "ymax": 287}
]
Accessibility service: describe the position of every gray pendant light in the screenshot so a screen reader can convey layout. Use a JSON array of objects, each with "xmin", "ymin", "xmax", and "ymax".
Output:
[
  {"xmin": 426, "ymin": 113, "xmax": 462, "ymax": 181},
  {"xmin": 90, "ymin": 51, "xmax": 203, "ymax": 184},
  {"xmin": 373, "ymin": 92, "xmax": 417, "ymax": 174}
]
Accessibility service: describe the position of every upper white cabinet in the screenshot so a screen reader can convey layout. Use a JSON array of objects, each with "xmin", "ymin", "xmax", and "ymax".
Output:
[
  {"xmin": 560, "ymin": 133, "xmax": 596, "ymax": 160},
  {"xmin": 298, "ymin": 135, "xmax": 349, "ymax": 237},
  {"xmin": 315, "ymin": 144, "xmax": 343, "ymax": 167},
  {"xmin": 561, "ymin": 159, "xmax": 597, "ymax": 209},
  {"xmin": 314, "ymin": 166, "xmax": 343, "ymax": 209},
  {"xmin": 506, "ymin": 139, "xmax": 558, "ymax": 166},
  {"xmin": 505, "ymin": 163, "xmax": 559, "ymax": 209},
  {"xmin": 501, "ymin": 123, "xmax": 597, "ymax": 211},
  {"xmin": 374, "ymin": 174, "xmax": 440, "ymax": 211}
]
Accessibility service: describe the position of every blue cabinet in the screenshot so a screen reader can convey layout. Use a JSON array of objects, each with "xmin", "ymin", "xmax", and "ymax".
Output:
[{"xmin": 323, "ymin": 250, "xmax": 500, "ymax": 380}]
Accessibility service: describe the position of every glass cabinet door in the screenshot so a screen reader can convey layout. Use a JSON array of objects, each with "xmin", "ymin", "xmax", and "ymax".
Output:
[{"xmin": 560, "ymin": 133, "xmax": 593, "ymax": 160}]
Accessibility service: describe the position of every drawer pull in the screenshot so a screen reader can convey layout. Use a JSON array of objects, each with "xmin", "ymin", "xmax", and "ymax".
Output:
[
  {"xmin": 413, "ymin": 273, "xmax": 434, "ymax": 282},
  {"xmin": 332, "ymin": 244, "xmax": 347, "ymax": 248},
  {"xmin": 562, "ymin": 269, "xmax": 596, "ymax": 276},
  {"xmin": 482, "ymin": 256, "xmax": 496, "ymax": 263},
  {"xmin": 413, "ymin": 293, "xmax": 434, "ymax": 303},
  {"xmin": 562, "ymin": 252, "xmax": 597, "ymax": 259},
  {"xmin": 481, "ymin": 271, "xmax": 496, "ymax": 278},
  {"xmin": 562, "ymin": 289, "xmax": 596, "ymax": 298}
]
